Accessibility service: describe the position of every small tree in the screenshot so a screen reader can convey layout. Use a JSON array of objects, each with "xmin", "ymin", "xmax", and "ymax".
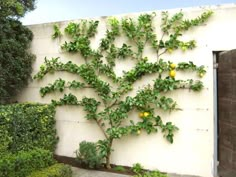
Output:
[{"xmin": 34, "ymin": 11, "xmax": 213, "ymax": 168}]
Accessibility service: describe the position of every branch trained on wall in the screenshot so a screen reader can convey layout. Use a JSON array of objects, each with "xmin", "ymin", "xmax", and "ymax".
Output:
[{"xmin": 34, "ymin": 10, "xmax": 213, "ymax": 169}]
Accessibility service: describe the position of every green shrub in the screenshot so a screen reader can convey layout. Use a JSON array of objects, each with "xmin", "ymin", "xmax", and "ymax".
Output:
[
  {"xmin": 0, "ymin": 103, "xmax": 58, "ymax": 152},
  {"xmin": 0, "ymin": 148, "xmax": 55, "ymax": 177},
  {"xmin": 133, "ymin": 170, "xmax": 168, "ymax": 177},
  {"xmin": 132, "ymin": 163, "xmax": 144, "ymax": 174},
  {"xmin": 75, "ymin": 141, "xmax": 103, "ymax": 169},
  {"xmin": 113, "ymin": 166, "xmax": 127, "ymax": 172},
  {"xmin": 27, "ymin": 163, "xmax": 72, "ymax": 177}
]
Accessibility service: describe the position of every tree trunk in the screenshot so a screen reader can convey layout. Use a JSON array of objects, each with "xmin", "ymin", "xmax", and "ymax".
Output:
[
  {"xmin": 106, "ymin": 155, "xmax": 111, "ymax": 169},
  {"xmin": 105, "ymin": 139, "xmax": 113, "ymax": 169}
]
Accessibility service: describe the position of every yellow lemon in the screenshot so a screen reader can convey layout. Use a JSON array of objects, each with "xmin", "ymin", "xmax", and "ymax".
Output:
[
  {"xmin": 143, "ymin": 112, "xmax": 150, "ymax": 117},
  {"xmin": 143, "ymin": 57, "xmax": 148, "ymax": 61},
  {"xmin": 139, "ymin": 112, "xmax": 144, "ymax": 118},
  {"xmin": 169, "ymin": 70, "xmax": 176, "ymax": 78},
  {"xmin": 199, "ymin": 73, "xmax": 204, "ymax": 78},
  {"xmin": 181, "ymin": 46, "xmax": 187, "ymax": 51},
  {"xmin": 167, "ymin": 48, "xmax": 173, "ymax": 54},
  {"xmin": 137, "ymin": 130, "xmax": 141, "ymax": 135},
  {"xmin": 170, "ymin": 63, "xmax": 176, "ymax": 69}
]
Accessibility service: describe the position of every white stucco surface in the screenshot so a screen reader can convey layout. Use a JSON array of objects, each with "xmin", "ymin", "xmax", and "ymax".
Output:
[{"xmin": 17, "ymin": 4, "xmax": 236, "ymax": 177}]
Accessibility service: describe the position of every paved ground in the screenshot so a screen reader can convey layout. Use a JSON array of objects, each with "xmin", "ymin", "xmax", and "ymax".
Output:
[
  {"xmin": 72, "ymin": 167, "xmax": 131, "ymax": 177},
  {"xmin": 72, "ymin": 167, "xmax": 201, "ymax": 177}
]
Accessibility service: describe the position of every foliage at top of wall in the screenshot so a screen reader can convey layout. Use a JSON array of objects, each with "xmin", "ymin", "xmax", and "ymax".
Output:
[
  {"xmin": 35, "ymin": 10, "xmax": 213, "ymax": 169},
  {"xmin": 0, "ymin": 103, "xmax": 58, "ymax": 152},
  {"xmin": 0, "ymin": 0, "xmax": 36, "ymax": 18}
]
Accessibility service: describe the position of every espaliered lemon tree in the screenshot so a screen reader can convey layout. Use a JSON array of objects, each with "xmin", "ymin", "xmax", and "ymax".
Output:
[{"xmin": 34, "ymin": 11, "xmax": 213, "ymax": 169}]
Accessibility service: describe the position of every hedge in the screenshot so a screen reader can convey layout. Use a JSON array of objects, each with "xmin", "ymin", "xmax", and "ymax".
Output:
[
  {"xmin": 0, "ymin": 103, "xmax": 58, "ymax": 152},
  {"xmin": 27, "ymin": 163, "xmax": 72, "ymax": 177},
  {"xmin": 0, "ymin": 148, "xmax": 56, "ymax": 177},
  {"xmin": 0, "ymin": 125, "xmax": 12, "ymax": 156}
]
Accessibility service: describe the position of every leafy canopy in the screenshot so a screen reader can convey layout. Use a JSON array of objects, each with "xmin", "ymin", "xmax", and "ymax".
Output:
[
  {"xmin": 0, "ymin": 0, "xmax": 36, "ymax": 104},
  {"xmin": 0, "ymin": 19, "xmax": 35, "ymax": 104},
  {"xmin": 0, "ymin": 0, "xmax": 36, "ymax": 18}
]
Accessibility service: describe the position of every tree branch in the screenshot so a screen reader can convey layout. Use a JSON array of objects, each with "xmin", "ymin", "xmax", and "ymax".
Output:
[
  {"xmin": 95, "ymin": 118, "xmax": 108, "ymax": 139},
  {"xmin": 157, "ymin": 49, "xmax": 167, "ymax": 59},
  {"xmin": 107, "ymin": 99, "xmax": 118, "ymax": 109},
  {"xmin": 156, "ymin": 32, "xmax": 166, "ymax": 60}
]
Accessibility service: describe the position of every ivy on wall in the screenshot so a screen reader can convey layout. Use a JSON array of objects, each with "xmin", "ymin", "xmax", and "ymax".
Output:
[{"xmin": 34, "ymin": 10, "xmax": 213, "ymax": 168}]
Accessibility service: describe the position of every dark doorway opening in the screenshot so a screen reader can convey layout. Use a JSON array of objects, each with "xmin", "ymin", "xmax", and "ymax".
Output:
[{"xmin": 216, "ymin": 50, "xmax": 236, "ymax": 177}]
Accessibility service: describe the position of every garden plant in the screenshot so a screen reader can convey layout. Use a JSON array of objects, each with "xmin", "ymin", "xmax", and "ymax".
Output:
[
  {"xmin": 34, "ymin": 10, "xmax": 213, "ymax": 169},
  {"xmin": 0, "ymin": 103, "xmax": 72, "ymax": 177}
]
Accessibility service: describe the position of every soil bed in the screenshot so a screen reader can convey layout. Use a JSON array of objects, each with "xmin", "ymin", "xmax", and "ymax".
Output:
[{"xmin": 54, "ymin": 155, "xmax": 136, "ymax": 176}]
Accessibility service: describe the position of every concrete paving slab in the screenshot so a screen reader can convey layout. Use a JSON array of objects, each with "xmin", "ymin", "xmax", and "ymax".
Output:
[
  {"xmin": 72, "ymin": 167, "xmax": 132, "ymax": 177},
  {"xmin": 72, "ymin": 167, "xmax": 201, "ymax": 177}
]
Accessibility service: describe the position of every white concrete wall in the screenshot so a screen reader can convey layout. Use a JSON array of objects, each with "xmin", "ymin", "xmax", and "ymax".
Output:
[{"xmin": 17, "ymin": 4, "xmax": 236, "ymax": 177}]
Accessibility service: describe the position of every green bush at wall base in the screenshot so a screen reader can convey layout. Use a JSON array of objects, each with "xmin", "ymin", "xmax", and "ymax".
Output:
[
  {"xmin": 0, "ymin": 148, "xmax": 56, "ymax": 177},
  {"xmin": 27, "ymin": 163, "xmax": 72, "ymax": 177},
  {"xmin": 0, "ymin": 103, "xmax": 58, "ymax": 152},
  {"xmin": 75, "ymin": 141, "xmax": 103, "ymax": 169}
]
